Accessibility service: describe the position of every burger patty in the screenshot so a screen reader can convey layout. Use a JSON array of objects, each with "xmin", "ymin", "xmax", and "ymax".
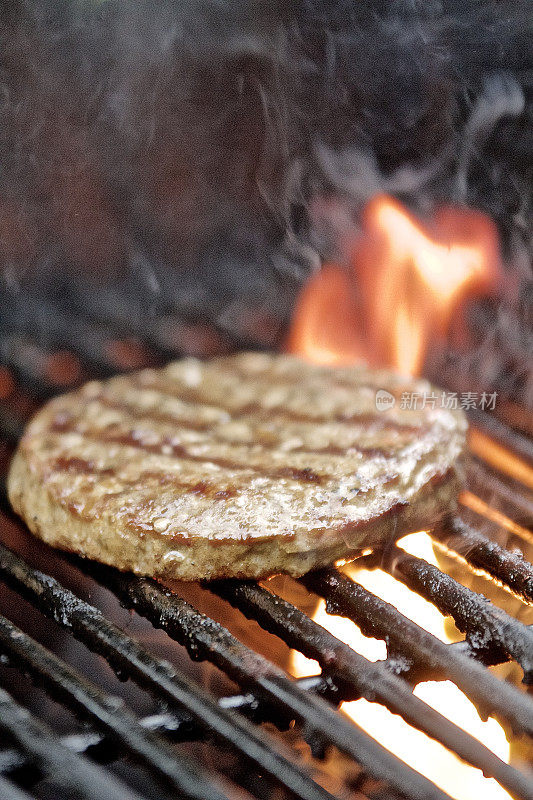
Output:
[{"xmin": 8, "ymin": 352, "xmax": 467, "ymax": 580}]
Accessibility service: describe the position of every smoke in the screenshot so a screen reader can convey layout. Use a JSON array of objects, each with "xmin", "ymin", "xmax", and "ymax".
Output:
[{"xmin": 0, "ymin": 0, "xmax": 530, "ymax": 346}]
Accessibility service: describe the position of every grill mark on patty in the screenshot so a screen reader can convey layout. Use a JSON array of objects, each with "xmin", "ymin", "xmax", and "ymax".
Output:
[
  {"xmin": 129, "ymin": 375, "xmax": 422, "ymax": 432},
  {"xmin": 45, "ymin": 455, "xmax": 395, "ymax": 543},
  {"xmin": 47, "ymin": 456, "xmax": 242, "ymax": 500},
  {"xmin": 51, "ymin": 456, "xmax": 104, "ymax": 474},
  {"xmin": 226, "ymin": 360, "xmax": 417, "ymax": 395},
  {"xmin": 48, "ymin": 420, "xmax": 330, "ymax": 485},
  {"xmin": 44, "ymin": 409, "xmax": 436, "ymax": 507},
  {"xmin": 48, "ymin": 448, "xmax": 400, "ymax": 494},
  {"xmin": 50, "ymin": 456, "xmax": 324, "ymax": 495},
  {"xmin": 74, "ymin": 392, "xmax": 416, "ymax": 460},
  {"xmin": 113, "ymin": 397, "xmax": 401, "ymax": 457}
]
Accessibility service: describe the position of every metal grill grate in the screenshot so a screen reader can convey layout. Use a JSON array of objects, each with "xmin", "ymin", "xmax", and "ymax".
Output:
[{"xmin": 0, "ymin": 333, "xmax": 532, "ymax": 800}]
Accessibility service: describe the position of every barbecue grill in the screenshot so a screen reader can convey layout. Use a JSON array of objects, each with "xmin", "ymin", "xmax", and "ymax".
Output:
[{"xmin": 0, "ymin": 321, "xmax": 532, "ymax": 800}]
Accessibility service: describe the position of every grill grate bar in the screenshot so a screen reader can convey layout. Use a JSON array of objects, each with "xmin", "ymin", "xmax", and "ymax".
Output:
[
  {"xmin": 2, "ymin": 627, "xmax": 529, "ymax": 777},
  {"xmin": 0, "ymin": 540, "xmax": 340, "ymax": 800},
  {"xmin": 468, "ymin": 409, "xmax": 533, "ymax": 467},
  {"xmin": 79, "ymin": 558, "xmax": 454, "ymax": 800},
  {"xmin": 0, "ymin": 678, "xmax": 344, "ymax": 785},
  {"xmin": 0, "ymin": 687, "xmax": 147, "ymax": 800},
  {"xmin": 0, "ymin": 685, "xmax": 316, "ymax": 772},
  {"xmin": 0, "ymin": 614, "xmax": 230, "ymax": 800},
  {"xmin": 432, "ymin": 514, "xmax": 533, "ymax": 604},
  {"xmin": 0, "ymin": 714, "xmax": 189, "ymax": 777},
  {"xmin": 386, "ymin": 542, "xmax": 533, "ymax": 680},
  {"xmin": 301, "ymin": 568, "xmax": 533, "ymax": 737},
  {"xmin": 392, "ymin": 626, "xmax": 533, "ymax": 680},
  {"xmin": 467, "ymin": 457, "xmax": 533, "ymax": 527},
  {"xmin": 209, "ymin": 579, "xmax": 533, "ymax": 800}
]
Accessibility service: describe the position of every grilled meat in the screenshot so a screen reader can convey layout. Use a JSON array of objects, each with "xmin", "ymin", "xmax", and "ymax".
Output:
[{"xmin": 8, "ymin": 352, "xmax": 467, "ymax": 579}]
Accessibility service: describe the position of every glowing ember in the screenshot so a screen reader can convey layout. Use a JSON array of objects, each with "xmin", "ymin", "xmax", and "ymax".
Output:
[
  {"xmin": 289, "ymin": 195, "xmax": 499, "ymax": 374},
  {"xmin": 44, "ymin": 351, "xmax": 81, "ymax": 386},
  {"xmin": 290, "ymin": 533, "xmax": 511, "ymax": 800},
  {"xmin": 0, "ymin": 366, "xmax": 15, "ymax": 400}
]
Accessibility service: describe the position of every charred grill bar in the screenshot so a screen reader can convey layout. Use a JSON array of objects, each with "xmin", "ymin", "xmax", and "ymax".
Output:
[
  {"xmin": 0, "ymin": 687, "xmax": 145, "ymax": 800},
  {"xmin": 465, "ymin": 458, "xmax": 533, "ymax": 528},
  {"xmin": 0, "ymin": 351, "xmax": 532, "ymax": 800}
]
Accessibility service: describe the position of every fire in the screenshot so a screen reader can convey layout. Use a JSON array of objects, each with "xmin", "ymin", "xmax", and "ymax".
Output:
[
  {"xmin": 286, "ymin": 264, "xmax": 364, "ymax": 366},
  {"xmin": 288, "ymin": 195, "xmax": 498, "ymax": 375},
  {"xmin": 461, "ymin": 490, "xmax": 533, "ymax": 541},
  {"xmin": 468, "ymin": 429, "xmax": 533, "ymax": 491},
  {"xmin": 287, "ymin": 195, "xmax": 510, "ymax": 798},
  {"xmin": 290, "ymin": 534, "xmax": 511, "ymax": 800}
]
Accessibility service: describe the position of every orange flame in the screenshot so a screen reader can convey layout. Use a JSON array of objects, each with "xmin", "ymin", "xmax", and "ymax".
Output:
[
  {"xmin": 468, "ymin": 429, "xmax": 533, "ymax": 490},
  {"xmin": 286, "ymin": 264, "xmax": 365, "ymax": 366},
  {"xmin": 287, "ymin": 196, "xmax": 510, "ymax": 799},
  {"xmin": 289, "ymin": 195, "xmax": 499, "ymax": 375}
]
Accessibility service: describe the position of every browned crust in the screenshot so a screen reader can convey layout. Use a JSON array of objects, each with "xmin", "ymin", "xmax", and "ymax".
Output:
[{"xmin": 7, "ymin": 352, "xmax": 468, "ymax": 580}]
